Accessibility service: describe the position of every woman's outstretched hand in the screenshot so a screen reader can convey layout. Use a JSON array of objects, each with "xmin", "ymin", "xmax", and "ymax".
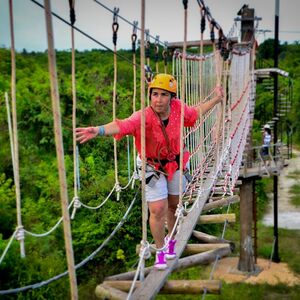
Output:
[{"xmin": 76, "ymin": 126, "xmax": 98, "ymax": 144}]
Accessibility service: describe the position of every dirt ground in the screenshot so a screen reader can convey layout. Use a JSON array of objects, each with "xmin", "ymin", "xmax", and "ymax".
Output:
[
  {"xmin": 212, "ymin": 257, "xmax": 300, "ymax": 286},
  {"xmin": 213, "ymin": 149, "xmax": 300, "ymax": 286}
]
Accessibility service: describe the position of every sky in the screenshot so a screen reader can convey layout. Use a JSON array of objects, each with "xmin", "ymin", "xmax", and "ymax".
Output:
[{"xmin": 0, "ymin": 0, "xmax": 299, "ymax": 52}]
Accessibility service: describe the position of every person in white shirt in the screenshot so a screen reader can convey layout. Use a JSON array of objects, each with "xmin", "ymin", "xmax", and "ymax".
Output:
[{"xmin": 261, "ymin": 124, "xmax": 272, "ymax": 161}]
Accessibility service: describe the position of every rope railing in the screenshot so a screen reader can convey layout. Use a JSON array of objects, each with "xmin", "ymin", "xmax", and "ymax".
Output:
[
  {"xmin": 0, "ymin": 174, "xmax": 137, "ymax": 265},
  {"xmin": 0, "ymin": 191, "xmax": 139, "ymax": 296}
]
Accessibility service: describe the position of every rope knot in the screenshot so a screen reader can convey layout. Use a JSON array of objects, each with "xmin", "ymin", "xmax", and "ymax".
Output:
[
  {"xmin": 133, "ymin": 170, "xmax": 140, "ymax": 180},
  {"xmin": 139, "ymin": 240, "xmax": 151, "ymax": 259},
  {"xmin": 115, "ymin": 183, "xmax": 121, "ymax": 201},
  {"xmin": 183, "ymin": 201, "xmax": 189, "ymax": 215},
  {"xmin": 175, "ymin": 203, "xmax": 185, "ymax": 219},
  {"xmin": 15, "ymin": 226, "xmax": 25, "ymax": 241},
  {"xmin": 73, "ymin": 196, "xmax": 81, "ymax": 209},
  {"xmin": 115, "ymin": 183, "xmax": 121, "ymax": 193}
]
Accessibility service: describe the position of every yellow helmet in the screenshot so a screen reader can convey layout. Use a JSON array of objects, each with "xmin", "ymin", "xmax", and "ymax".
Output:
[{"xmin": 149, "ymin": 73, "xmax": 177, "ymax": 94}]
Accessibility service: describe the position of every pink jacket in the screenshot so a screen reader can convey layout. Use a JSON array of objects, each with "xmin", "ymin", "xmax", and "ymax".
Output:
[{"xmin": 114, "ymin": 99, "xmax": 198, "ymax": 180}]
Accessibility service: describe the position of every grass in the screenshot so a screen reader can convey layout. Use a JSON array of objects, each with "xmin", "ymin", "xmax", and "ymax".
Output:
[
  {"xmin": 286, "ymin": 169, "xmax": 300, "ymax": 180},
  {"xmin": 289, "ymin": 182, "xmax": 300, "ymax": 207},
  {"xmin": 286, "ymin": 169, "xmax": 300, "ymax": 207}
]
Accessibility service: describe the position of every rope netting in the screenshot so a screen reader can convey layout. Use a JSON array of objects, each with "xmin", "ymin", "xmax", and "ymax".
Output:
[{"xmin": 172, "ymin": 45, "xmax": 255, "ymax": 202}]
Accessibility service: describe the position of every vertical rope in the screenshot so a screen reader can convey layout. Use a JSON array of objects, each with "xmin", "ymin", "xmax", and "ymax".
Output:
[
  {"xmin": 198, "ymin": 6, "xmax": 206, "ymax": 185},
  {"xmin": 212, "ymin": 25, "xmax": 223, "ymax": 168},
  {"xmin": 69, "ymin": 0, "xmax": 79, "ymax": 216},
  {"xmin": 112, "ymin": 7, "xmax": 121, "ymax": 200},
  {"xmin": 154, "ymin": 35, "xmax": 159, "ymax": 73},
  {"xmin": 5, "ymin": 93, "xmax": 15, "ymax": 176},
  {"xmin": 131, "ymin": 23, "xmax": 138, "ymax": 188},
  {"xmin": 140, "ymin": 0, "xmax": 147, "ymax": 281},
  {"xmin": 145, "ymin": 29, "xmax": 150, "ymax": 69},
  {"xmin": 222, "ymin": 59, "xmax": 229, "ymax": 157},
  {"xmin": 44, "ymin": 1, "xmax": 78, "ymax": 298},
  {"xmin": 145, "ymin": 29, "xmax": 151, "ymax": 107},
  {"xmin": 163, "ymin": 43, "xmax": 168, "ymax": 74},
  {"xmin": 179, "ymin": 0, "xmax": 188, "ymax": 204},
  {"xmin": 8, "ymin": 0, "xmax": 25, "ymax": 258}
]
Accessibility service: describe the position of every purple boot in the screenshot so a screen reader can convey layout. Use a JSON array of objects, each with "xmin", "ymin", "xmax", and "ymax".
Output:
[
  {"xmin": 154, "ymin": 251, "xmax": 167, "ymax": 270},
  {"xmin": 165, "ymin": 239, "xmax": 177, "ymax": 260}
]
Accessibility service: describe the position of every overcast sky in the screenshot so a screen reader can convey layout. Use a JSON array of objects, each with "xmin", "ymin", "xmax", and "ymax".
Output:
[{"xmin": 0, "ymin": 0, "xmax": 299, "ymax": 52}]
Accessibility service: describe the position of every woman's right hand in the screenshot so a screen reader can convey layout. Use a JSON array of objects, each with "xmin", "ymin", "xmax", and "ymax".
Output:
[
  {"xmin": 215, "ymin": 85, "xmax": 224, "ymax": 102},
  {"xmin": 76, "ymin": 126, "xmax": 98, "ymax": 144}
]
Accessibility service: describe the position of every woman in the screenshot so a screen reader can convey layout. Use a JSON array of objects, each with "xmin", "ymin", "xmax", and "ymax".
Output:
[{"xmin": 76, "ymin": 73, "xmax": 223, "ymax": 270}]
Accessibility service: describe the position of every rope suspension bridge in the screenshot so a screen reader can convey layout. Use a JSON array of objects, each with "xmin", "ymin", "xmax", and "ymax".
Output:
[{"xmin": 0, "ymin": 0, "xmax": 291, "ymax": 299}]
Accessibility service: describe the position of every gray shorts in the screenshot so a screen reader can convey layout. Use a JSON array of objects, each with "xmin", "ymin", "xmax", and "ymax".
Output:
[{"xmin": 137, "ymin": 157, "xmax": 188, "ymax": 202}]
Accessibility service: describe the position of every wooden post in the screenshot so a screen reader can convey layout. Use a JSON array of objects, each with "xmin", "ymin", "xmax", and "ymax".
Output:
[
  {"xmin": 44, "ymin": 1, "xmax": 78, "ymax": 298},
  {"xmin": 237, "ymin": 6, "xmax": 255, "ymax": 42},
  {"xmin": 238, "ymin": 178, "xmax": 255, "ymax": 272},
  {"xmin": 236, "ymin": 5, "xmax": 257, "ymax": 274}
]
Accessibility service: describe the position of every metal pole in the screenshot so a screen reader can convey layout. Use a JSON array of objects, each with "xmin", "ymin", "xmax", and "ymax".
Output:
[{"xmin": 272, "ymin": 0, "xmax": 280, "ymax": 263}]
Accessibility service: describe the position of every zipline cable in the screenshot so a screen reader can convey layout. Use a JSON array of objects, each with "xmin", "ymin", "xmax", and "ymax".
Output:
[
  {"xmin": 29, "ymin": 0, "xmax": 136, "ymax": 67},
  {"xmin": 44, "ymin": 0, "xmax": 78, "ymax": 298},
  {"xmin": 93, "ymin": 0, "xmax": 166, "ymax": 47}
]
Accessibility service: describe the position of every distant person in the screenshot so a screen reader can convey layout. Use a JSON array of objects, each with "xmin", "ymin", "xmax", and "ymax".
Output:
[
  {"xmin": 76, "ymin": 73, "xmax": 223, "ymax": 270},
  {"xmin": 261, "ymin": 124, "xmax": 272, "ymax": 160}
]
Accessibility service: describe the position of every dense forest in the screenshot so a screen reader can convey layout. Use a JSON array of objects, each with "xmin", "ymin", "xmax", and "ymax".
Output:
[{"xmin": 0, "ymin": 40, "xmax": 299, "ymax": 299}]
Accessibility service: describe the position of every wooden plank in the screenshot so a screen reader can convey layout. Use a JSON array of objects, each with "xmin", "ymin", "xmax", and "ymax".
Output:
[
  {"xmin": 175, "ymin": 247, "xmax": 231, "ymax": 272},
  {"xmin": 104, "ymin": 279, "xmax": 221, "ymax": 294},
  {"xmin": 131, "ymin": 174, "xmax": 215, "ymax": 300},
  {"xmin": 198, "ymin": 213, "xmax": 236, "ymax": 224},
  {"xmin": 203, "ymin": 195, "xmax": 240, "ymax": 211},
  {"xmin": 192, "ymin": 230, "xmax": 235, "ymax": 252},
  {"xmin": 136, "ymin": 243, "xmax": 229, "ymax": 255},
  {"xmin": 95, "ymin": 283, "xmax": 128, "ymax": 300},
  {"xmin": 239, "ymin": 164, "xmax": 283, "ymax": 178},
  {"xmin": 106, "ymin": 247, "xmax": 231, "ymax": 281}
]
